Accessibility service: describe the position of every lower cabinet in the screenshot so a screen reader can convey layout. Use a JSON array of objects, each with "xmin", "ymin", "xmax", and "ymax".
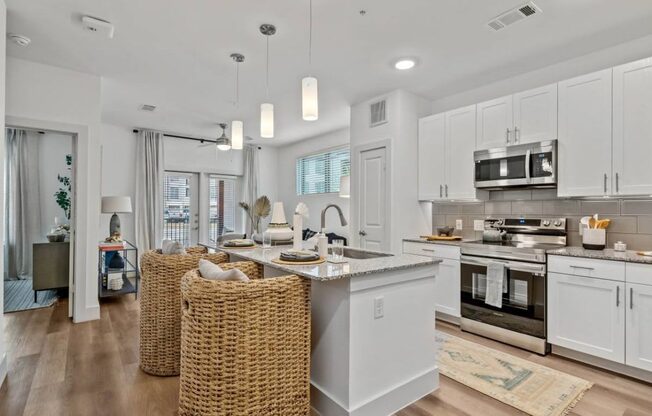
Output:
[
  {"xmin": 548, "ymin": 272, "xmax": 625, "ymax": 363},
  {"xmin": 626, "ymin": 282, "xmax": 652, "ymax": 372}
]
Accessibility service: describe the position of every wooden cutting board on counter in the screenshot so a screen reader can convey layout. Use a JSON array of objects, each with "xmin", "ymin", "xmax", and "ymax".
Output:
[{"xmin": 420, "ymin": 235, "xmax": 463, "ymax": 241}]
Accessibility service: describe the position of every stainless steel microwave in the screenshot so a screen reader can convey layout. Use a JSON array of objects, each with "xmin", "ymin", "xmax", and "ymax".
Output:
[{"xmin": 474, "ymin": 140, "xmax": 557, "ymax": 189}]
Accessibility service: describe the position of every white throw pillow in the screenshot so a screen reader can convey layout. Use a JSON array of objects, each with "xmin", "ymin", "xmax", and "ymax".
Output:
[
  {"xmin": 198, "ymin": 259, "xmax": 249, "ymax": 282},
  {"xmin": 161, "ymin": 239, "xmax": 187, "ymax": 255}
]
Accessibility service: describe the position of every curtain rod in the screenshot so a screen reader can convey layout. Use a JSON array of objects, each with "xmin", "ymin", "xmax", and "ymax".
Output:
[{"xmin": 132, "ymin": 129, "xmax": 216, "ymax": 144}]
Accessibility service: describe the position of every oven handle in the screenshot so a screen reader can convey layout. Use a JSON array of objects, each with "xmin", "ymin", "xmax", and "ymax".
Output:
[{"xmin": 461, "ymin": 255, "xmax": 546, "ymax": 275}]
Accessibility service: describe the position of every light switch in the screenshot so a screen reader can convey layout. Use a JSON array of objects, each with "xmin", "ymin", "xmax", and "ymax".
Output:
[
  {"xmin": 455, "ymin": 219, "xmax": 463, "ymax": 230},
  {"xmin": 374, "ymin": 296, "xmax": 384, "ymax": 319}
]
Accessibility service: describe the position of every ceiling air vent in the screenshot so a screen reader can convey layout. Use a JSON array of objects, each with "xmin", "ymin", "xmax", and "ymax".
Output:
[
  {"xmin": 370, "ymin": 99, "xmax": 387, "ymax": 127},
  {"xmin": 140, "ymin": 104, "xmax": 157, "ymax": 112},
  {"xmin": 487, "ymin": 1, "xmax": 541, "ymax": 32}
]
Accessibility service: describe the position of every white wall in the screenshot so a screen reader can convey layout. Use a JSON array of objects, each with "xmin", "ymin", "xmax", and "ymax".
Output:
[
  {"xmin": 431, "ymin": 33, "xmax": 652, "ymax": 113},
  {"xmin": 0, "ymin": 0, "xmax": 7, "ymax": 387},
  {"xmin": 276, "ymin": 128, "xmax": 350, "ymax": 239},
  {"xmin": 6, "ymin": 57, "xmax": 102, "ymax": 323},
  {"xmin": 350, "ymin": 89, "xmax": 432, "ymax": 253},
  {"xmin": 38, "ymin": 132, "xmax": 72, "ymax": 236}
]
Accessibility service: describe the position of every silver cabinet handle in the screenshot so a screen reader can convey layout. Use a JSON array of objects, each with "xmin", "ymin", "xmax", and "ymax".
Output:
[
  {"xmin": 421, "ymin": 248, "xmax": 435, "ymax": 252},
  {"xmin": 604, "ymin": 173, "xmax": 608, "ymax": 194},
  {"xmin": 616, "ymin": 173, "xmax": 620, "ymax": 193},
  {"xmin": 359, "ymin": 230, "xmax": 367, "ymax": 236},
  {"xmin": 440, "ymin": 184, "xmax": 443, "ymax": 198},
  {"xmin": 514, "ymin": 126, "xmax": 519, "ymax": 143},
  {"xmin": 630, "ymin": 287, "xmax": 634, "ymax": 309},
  {"xmin": 617, "ymin": 285, "xmax": 620, "ymax": 307},
  {"xmin": 570, "ymin": 265, "xmax": 595, "ymax": 271},
  {"xmin": 505, "ymin": 128, "xmax": 511, "ymax": 144},
  {"xmin": 445, "ymin": 184, "xmax": 449, "ymax": 198}
]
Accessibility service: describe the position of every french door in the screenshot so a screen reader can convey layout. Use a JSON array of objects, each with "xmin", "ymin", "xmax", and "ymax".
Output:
[{"xmin": 163, "ymin": 172, "xmax": 199, "ymax": 246}]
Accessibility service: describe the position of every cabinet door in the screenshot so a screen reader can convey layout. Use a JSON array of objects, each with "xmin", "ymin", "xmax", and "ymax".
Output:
[
  {"xmin": 418, "ymin": 114, "xmax": 446, "ymax": 201},
  {"xmin": 513, "ymin": 84, "xmax": 557, "ymax": 144},
  {"xmin": 435, "ymin": 259, "xmax": 461, "ymax": 319},
  {"xmin": 548, "ymin": 273, "xmax": 625, "ymax": 363},
  {"xmin": 613, "ymin": 58, "xmax": 652, "ymax": 196},
  {"xmin": 626, "ymin": 283, "xmax": 652, "ymax": 371},
  {"xmin": 445, "ymin": 105, "xmax": 477, "ymax": 200},
  {"xmin": 476, "ymin": 96, "xmax": 513, "ymax": 150},
  {"xmin": 557, "ymin": 69, "xmax": 613, "ymax": 197}
]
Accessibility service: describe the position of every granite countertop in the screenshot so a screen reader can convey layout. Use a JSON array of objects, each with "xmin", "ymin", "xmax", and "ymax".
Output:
[
  {"xmin": 403, "ymin": 237, "xmax": 469, "ymax": 246},
  {"xmin": 208, "ymin": 244, "xmax": 440, "ymax": 281},
  {"xmin": 547, "ymin": 247, "xmax": 652, "ymax": 264}
]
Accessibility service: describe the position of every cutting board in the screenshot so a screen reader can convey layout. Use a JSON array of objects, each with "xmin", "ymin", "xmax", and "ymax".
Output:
[{"xmin": 420, "ymin": 235, "xmax": 463, "ymax": 241}]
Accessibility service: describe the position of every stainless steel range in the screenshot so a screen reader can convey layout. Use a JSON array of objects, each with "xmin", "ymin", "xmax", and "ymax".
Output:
[{"xmin": 459, "ymin": 217, "xmax": 567, "ymax": 355}]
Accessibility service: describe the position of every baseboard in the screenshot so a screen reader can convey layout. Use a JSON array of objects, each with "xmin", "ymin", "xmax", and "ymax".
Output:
[
  {"xmin": 311, "ymin": 368, "xmax": 439, "ymax": 416},
  {"xmin": 552, "ymin": 345, "xmax": 652, "ymax": 384},
  {"xmin": 73, "ymin": 304, "xmax": 100, "ymax": 323},
  {"xmin": 436, "ymin": 312, "xmax": 460, "ymax": 326},
  {"xmin": 0, "ymin": 353, "xmax": 7, "ymax": 389}
]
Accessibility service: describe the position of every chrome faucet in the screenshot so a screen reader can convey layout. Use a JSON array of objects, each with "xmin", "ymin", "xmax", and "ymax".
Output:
[{"xmin": 320, "ymin": 204, "xmax": 348, "ymax": 230}]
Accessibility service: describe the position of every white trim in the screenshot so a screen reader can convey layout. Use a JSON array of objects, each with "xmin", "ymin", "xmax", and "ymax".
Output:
[{"xmin": 0, "ymin": 353, "xmax": 7, "ymax": 388}]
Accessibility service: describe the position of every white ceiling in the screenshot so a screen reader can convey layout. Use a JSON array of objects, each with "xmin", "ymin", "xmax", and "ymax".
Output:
[{"xmin": 6, "ymin": 0, "xmax": 652, "ymax": 145}]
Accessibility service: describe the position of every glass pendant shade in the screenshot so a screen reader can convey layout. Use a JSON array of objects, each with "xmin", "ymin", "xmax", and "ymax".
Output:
[
  {"xmin": 231, "ymin": 120, "xmax": 244, "ymax": 150},
  {"xmin": 217, "ymin": 140, "xmax": 231, "ymax": 151},
  {"xmin": 260, "ymin": 103, "xmax": 274, "ymax": 138},
  {"xmin": 302, "ymin": 77, "xmax": 319, "ymax": 121}
]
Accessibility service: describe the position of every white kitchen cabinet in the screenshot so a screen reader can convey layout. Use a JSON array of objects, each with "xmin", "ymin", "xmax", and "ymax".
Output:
[
  {"xmin": 418, "ymin": 113, "xmax": 446, "ymax": 201},
  {"xmin": 557, "ymin": 69, "xmax": 613, "ymax": 197},
  {"xmin": 476, "ymin": 95, "xmax": 513, "ymax": 150},
  {"xmin": 513, "ymin": 84, "xmax": 558, "ymax": 145},
  {"xmin": 626, "ymin": 282, "xmax": 652, "ymax": 372},
  {"xmin": 613, "ymin": 57, "xmax": 652, "ymax": 196},
  {"xmin": 548, "ymin": 272, "xmax": 625, "ymax": 363},
  {"xmin": 402, "ymin": 241, "xmax": 460, "ymax": 320},
  {"xmin": 445, "ymin": 105, "xmax": 478, "ymax": 200}
]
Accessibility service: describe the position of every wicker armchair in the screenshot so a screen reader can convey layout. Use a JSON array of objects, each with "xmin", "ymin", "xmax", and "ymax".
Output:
[
  {"xmin": 179, "ymin": 267, "xmax": 311, "ymax": 416},
  {"xmin": 139, "ymin": 247, "xmax": 229, "ymax": 376}
]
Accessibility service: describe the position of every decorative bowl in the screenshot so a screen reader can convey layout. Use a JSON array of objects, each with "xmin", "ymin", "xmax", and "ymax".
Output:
[
  {"xmin": 437, "ymin": 226, "xmax": 455, "ymax": 237},
  {"xmin": 47, "ymin": 233, "xmax": 66, "ymax": 243}
]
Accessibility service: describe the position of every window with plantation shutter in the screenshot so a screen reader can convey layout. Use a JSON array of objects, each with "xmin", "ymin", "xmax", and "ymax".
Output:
[{"xmin": 296, "ymin": 148, "xmax": 350, "ymax": 195}]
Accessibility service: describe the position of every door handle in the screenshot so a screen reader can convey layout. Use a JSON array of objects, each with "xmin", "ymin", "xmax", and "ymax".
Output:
[
  {"xmin": 630, "ymin": 287, "xmax": 633, "ymax": 309},
  {"xmin": 445, "ymin": 184, "xmax": 449, "ymax": 198},
  {"xmin": 616, "ymin": 173, "xmax": 620, "ymax": 193},
  {"xmin": 604, "ymin": 173, "xmax": 608, "ymax": 194},
  {"xmin": 616, "ymin": 285, "xmax": 620, "ymax": 307},
  {"xmin": 505, "ymin": 128, "xmax": 511, "ymax": 144},
  {"xmin": 359, "ymin": 230, "xmax": 367, "ymax": 237},
  {"xmin": 440, "ymin": 184, "xmax": 443, "ymax": 198}
]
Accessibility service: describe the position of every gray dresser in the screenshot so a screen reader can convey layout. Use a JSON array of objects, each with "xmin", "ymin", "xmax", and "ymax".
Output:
[{"xmin": 33, "ymin": 242, "xmax": 69, "ymax": 302}]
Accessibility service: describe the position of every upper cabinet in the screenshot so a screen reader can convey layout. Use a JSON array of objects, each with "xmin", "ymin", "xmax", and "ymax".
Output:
[
  {"xmin": 613, "ymin": 57, "xmax": 652, "ymax": 196},
  {"xmin": 476, "ymin": 84, "xmax": 557, "ymax": 150},
  {"xmin": 418, "ymin": 113, "xmax": 446, "ymax": 201},
  {"xmin": 558, "ymin": 69, "xmax": 613, "ymax": 198}
]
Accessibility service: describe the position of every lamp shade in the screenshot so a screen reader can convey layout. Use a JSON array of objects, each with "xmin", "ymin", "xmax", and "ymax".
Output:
[
  {"xmin": 231, "ymin": 120, "xmax": 244, "ymax": 150},
  {"xmin": 270, "ymin": 202, "xmax": 287, "ymax": 224},
  {"xmin": 260, "ymin": 103, "xmax": 274, "ymax": 138},
  {"xmin": 302, "ymin": 77, "xmax": 319, "ymax": 121},
  {"xmin": 339, "ymin": 175, "xmax": 350, "ymax": 198},
  {"xmin": 102, "ymin": 196, "xmax": 132, "ymax": 213}
]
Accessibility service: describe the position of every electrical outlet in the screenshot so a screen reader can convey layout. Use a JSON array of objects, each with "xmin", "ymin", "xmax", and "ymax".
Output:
[
  {"xmin": 456, "ymin": 219, "xmax": 463, "ymax": 230},
  {"xmin": 474, "ymin": 220, "xmax": 484, "ymax": 231},
  {"xmin": 374, "ymin": 296, "xmax": 384, "ymax": 319}
]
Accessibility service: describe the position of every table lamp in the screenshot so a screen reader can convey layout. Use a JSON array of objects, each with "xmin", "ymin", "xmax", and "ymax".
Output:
[{"xmin": 101, "ymin": 196, "xmax": 132, "ymax": 238}]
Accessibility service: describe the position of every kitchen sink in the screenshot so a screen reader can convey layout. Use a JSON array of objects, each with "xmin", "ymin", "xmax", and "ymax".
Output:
[{"xmin": 311, "ymin": 247, "xmax": 394, "ymax": 259}]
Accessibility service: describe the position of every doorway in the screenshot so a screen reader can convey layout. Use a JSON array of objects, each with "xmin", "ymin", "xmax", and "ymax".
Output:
[
  {"xmin": 3, "ymin": 128, "xmax": 75, "ymax": 313},
  {"xmin": 163, "ymin": 171, "xmax": 199, "ymax": 246},
  {"xmin": 358, "ymin": 145, "xmax": 389, "ymax": 251}
]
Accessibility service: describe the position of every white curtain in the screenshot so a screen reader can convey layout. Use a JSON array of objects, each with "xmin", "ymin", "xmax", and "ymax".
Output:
[
  {"xmin": 135, "ymin": 130, "xmax": 165, "ymax": 252},
  {"xmin": 5, "ymin": 128, "xmax": 42, "ymax": 279},
  {"xmin": 241, "ymin": 145, "xmax": 259, "ymax": 235}
]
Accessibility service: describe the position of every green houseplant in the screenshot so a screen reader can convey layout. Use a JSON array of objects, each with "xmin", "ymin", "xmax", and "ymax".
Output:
[{"xmin": 54, "ymin": 154, "xmax": 72, "ymax": 221}]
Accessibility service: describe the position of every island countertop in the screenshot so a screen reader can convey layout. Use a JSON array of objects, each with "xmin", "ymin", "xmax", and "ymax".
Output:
[{"xmin": 206, "ymin": 244, "xmax": 440, "ymax": 281}]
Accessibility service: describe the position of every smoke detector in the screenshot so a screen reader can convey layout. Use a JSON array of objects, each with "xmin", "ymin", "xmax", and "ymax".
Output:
[
  {"xmin": 8, "ymin": 34, "xmax": 31, "ymax": 47},
  {"xmin": 487, "ymin": 2, "xmax": 541, "ymax": 32},
  {"xmin": 139, "ymin": 104, "xmax": 157, "ymax": 112},
  {"xmin": 81, "ymin": 15, "xmax": 115, "ymax": 39}
]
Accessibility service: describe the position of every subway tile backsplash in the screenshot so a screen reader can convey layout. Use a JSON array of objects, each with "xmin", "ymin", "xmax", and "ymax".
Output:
[{"xmin": 432, "ymin": 189, "xmax": 652, "ymax": 250}]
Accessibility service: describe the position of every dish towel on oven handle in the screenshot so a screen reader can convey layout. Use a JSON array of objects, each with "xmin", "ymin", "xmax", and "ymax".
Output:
[{"xmin": 485, "ymin": 261, "xmax": 505, "ymax": 308}]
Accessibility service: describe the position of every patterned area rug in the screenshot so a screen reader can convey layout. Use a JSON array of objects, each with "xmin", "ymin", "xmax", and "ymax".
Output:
[
  {"xmin": 436, "ymin": 331, "xmax": 592, "ymax": 416},
  {"xmin": 4, "ymin": 279, "xmax": 58, "ymax": 313}
]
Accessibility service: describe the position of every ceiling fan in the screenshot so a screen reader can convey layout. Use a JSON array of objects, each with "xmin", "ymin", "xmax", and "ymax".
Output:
[{"xmin": 197, "ymin": 123, "xmax": 254, "ymax": 150}]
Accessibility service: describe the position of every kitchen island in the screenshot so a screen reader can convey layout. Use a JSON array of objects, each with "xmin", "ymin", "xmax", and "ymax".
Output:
[{"xmin": 207, "ymin": 244, "xmax": 441, "ymax": 416}]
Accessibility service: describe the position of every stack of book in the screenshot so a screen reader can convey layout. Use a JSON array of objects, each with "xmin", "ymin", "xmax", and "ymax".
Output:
[{"xmin": 98, "ymin": 241, "xmax": 126, "ymax": 251}]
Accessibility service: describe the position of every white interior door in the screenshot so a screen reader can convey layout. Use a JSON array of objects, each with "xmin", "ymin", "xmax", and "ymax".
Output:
[
  {"xmin": 163, "ymin": 172, "xmax": 199, "ymax": 247},
  {"xmin": 613, "ymin": 57, "xmax": 652, "ymax": 196},
  {"xmin": 358, "ymin": 147, "xmax": 387, "ymax": 252}
]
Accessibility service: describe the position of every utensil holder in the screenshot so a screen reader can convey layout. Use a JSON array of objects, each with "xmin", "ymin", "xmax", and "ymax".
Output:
[{"xmin": 582, "ymin": 228, "xmax": 606, "ymax": 250}]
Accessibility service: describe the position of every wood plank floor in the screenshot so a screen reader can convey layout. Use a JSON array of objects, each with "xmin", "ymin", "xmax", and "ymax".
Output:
[{"xmin": 1, "ymin": 297, "xmax": 651, "ymax": 416}]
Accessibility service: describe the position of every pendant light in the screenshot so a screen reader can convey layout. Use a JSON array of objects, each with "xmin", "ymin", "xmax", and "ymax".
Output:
[
  {"xmin": 216, "ymin": 123, "xmax": 231, "ymax": 151},
  {"xmin": 260, "ymin": 24, "xmax": 276, "ymax": 138},
  {"xmin": 302, "ymin": 0, "xmax": 318, "ymax": 121},
  {"xmin": 230, "ymin": 53, "xmax": 245, "ymax": 150}
]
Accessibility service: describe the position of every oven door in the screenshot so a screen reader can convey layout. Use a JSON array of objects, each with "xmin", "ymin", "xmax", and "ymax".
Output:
[{"xmin": 460, "ymin": 255, "xmax": 546, "ymax": 338}]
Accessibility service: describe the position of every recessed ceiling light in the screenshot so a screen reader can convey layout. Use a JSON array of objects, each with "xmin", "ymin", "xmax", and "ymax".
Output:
[
  {"xmin": 394, "ymin": 58, "xmax": 416, "ymax": 70},
  {"xmin": 8, "ymin": 34, "xmax": 31, "ymax": 47}
]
